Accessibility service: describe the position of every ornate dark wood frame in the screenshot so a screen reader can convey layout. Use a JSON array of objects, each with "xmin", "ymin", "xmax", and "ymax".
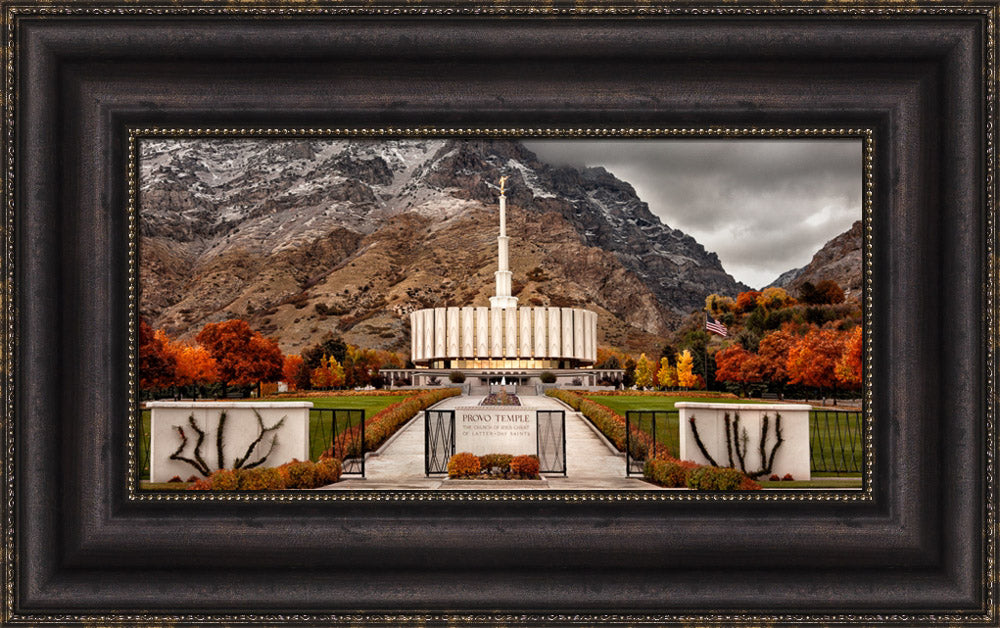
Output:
[{"xmin": 2, "ymin": 2, "xmax": 995, "ymax": 624}]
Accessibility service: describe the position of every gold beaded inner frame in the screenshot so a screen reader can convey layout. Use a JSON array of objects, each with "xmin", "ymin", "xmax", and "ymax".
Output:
[{"xmin": 126, "ymin": 126, "xmax": 875, "ymax": 503}]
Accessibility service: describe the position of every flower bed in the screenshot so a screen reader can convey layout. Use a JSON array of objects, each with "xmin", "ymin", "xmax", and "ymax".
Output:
[
  {"xmin": 546, "ymin": 389, "xmax": 653, "ymax": 460},
  {"xmin": 189, "ymin": 457, "xmax": 342, "ymax": 491},
  {"xmin": 322, "ymin": 388, "xmax": 461, "ymax": 460},
  {"xmin": 480, "ymin": 392, "xmax": 521, "ymax": 406},
  {"xmin": 447, "ymin": 452, "xmax": 541, "ymax": 480}
]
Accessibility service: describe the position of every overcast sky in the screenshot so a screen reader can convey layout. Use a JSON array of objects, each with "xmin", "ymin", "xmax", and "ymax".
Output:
[{"xmin": 523, "ymin": 139, "xmax": 862, "ymax": 289}]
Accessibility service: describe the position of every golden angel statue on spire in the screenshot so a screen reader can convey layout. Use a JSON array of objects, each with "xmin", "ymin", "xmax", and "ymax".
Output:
[{"xmin": 499, "ymin": 175, "xmax": 508, "ymax": 195}]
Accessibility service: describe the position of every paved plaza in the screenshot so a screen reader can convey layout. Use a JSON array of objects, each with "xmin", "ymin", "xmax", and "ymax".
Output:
[{"xmin": 323, "ymin": 394, "xmax": 660, "ymax": 490}]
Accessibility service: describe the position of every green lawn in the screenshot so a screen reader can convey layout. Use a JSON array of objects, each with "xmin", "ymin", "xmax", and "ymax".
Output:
[
  {"xmin": 138, "ymin": 394, "xmax": 413, "ymax": 480},
  {"xmin": 281, "ymin": 395, "xmax": 410, "ymax": 460},
  {"xmin": 583, "ymin": 395, "xmax": 863, "ymax": 476}
]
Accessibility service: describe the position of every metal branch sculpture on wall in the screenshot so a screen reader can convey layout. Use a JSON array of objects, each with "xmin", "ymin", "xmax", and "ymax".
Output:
[
  {"xmin": 169, "ymin": 410, "xmax": 286, "ymax": 477},
  {"xmin": 689, "ymin": 412, "xmax": 784, "ymax": 479}
]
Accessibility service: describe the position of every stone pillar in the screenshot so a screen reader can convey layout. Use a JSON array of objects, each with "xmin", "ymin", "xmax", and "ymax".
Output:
[
  {"xmin": 533, "ymin": 307, "xmax": 547, "ymax": 359},
  {"xmin": 475, "ymin": 307, "xmax": 489, "ymax": 358}
]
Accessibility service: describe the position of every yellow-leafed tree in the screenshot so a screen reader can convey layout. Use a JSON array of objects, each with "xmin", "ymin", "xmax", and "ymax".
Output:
[
  {"xmin": 676, "ymin": 349, "xmax": 698, "ymax": 388},
  {"xmin": 634, "ymin": 353, "xmax": 654, "ymax": 389},
  {"xmin": 656, "ymin": 357, "xmax": 676, "ymax": 389}
]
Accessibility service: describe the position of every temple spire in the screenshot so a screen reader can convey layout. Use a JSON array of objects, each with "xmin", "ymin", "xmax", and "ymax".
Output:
[{"xmin": 489, "ymin": 177, "xmax": 518, "ymax": 309}]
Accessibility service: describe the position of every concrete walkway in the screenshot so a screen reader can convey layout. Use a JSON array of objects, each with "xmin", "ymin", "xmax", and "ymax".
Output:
[{"xmin": 324, "ymin": 395, "xmax": 658, "ymax": 490}]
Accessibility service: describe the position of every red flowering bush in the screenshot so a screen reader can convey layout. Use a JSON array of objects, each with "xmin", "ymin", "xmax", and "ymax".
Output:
[
  {"xmin": 782, "ymin": 473, "xmax": 795, "ymax": 481},
  {"xmin": 188, "ymin": 477, "xmax": 212, "ymax": 490},
  {"xmin": 509, "ymin": 455, "xmax": 540, "ymax": 479},
  {"xmin": 447, "ymin": 452, "xmax": 481, "ymax": 478},
  {"xmin": 739, "ymin": 475, "xmax": 763, "ymax": 490}
]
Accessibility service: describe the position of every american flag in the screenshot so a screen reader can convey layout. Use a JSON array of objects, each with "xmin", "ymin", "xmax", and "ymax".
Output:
[{"xmin": 706, "ymin": 316, "xmax": 728, "ymax": 337}]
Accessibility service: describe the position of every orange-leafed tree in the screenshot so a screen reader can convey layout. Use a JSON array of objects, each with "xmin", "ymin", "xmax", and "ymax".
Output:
[
  {"xmin": 757, "ymin": 328, "xmax": 798, "ymax": 389},
  {"xmin": 310, "ymin": 356, "xmax": 334, "ymax": 390},
  {"xmin": 196, "ymin": 319, "xmax": 284, "ymax": 395},
  {"xmin": 676, "ymin": 349, "xmax": 698, "ymax": 388},
  {"xmin": 786, "ymin": 327, "xmax": 846, "ymax": 402},
  {"xmin": 282, "ymin": 354, "xmax": 304, "ymax": 391},
  {"xmin": 735, "ymin": 290, "xmax": 763, "ymax": 314},
  {"xmin": 714, "ymin": 343, "xmax": 764, "ymax": 398},
  {"xmin": 705, "ymin": 294, "xmax": 737, "ymax": 318},
  {"xmin": 172, "ymin": 342, "xmax": 219, "ymax": 392},
  {"xmin": 138, "ymin": 319, "xmax": 176, "ymax": 391},
  {"xmin": 835, "ymin": 326, "xmax": 863, "ymax": 388}
]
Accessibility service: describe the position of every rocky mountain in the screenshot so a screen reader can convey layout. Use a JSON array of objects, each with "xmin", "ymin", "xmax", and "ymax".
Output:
[
  {"xmin": 139, "ymin": 139, "xmax": 747, "ymax": 355},
  {"xmin": 768, "ymin": 220, "xmax": 863, "ymax": 301}
]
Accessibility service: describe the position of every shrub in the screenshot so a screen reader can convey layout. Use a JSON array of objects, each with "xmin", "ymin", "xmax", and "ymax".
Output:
[
  {"xmin": 510, "ymin": 455, "xmax": 540, "ymax": 478},
  {"xmin": 782, "ymin": 473, "xmax": 795, "ymax": 481},
  {"xmin": 685, "ymin": 466, "xmax": 746, "ymax": 491},
  {"xmin": 168, "ymin": 475, "xmax": 183, "ymax": 483},
  {"xmin": 447, "ymin": 452, "xmax": 481, "ymax": 478},
  {"xmin": 479, "ymin": 453, "xmax": 513, "ymax": 473},
  {"xmin": 209, "ymin": 469, "xmax": 239, "ymax": 490},
  {"xmin": 448, "ymin": 371, "xmax": 466, "ymax": 383},
  {"xmin": 186, "ymin": 475, "xmax": 200, "ymax": 483},
  {"xmin": 539, "ymin": 371, "xmax": 557, "ymax": 384},
  {"xmin": 644, "ymin": 457, "xmax": 700, "ymax": 488},
  {"xmin": 769, "ymin": 474, "xmax": 780, "ymax": 481},
  {"xmin": 739, "ymin": 475, "xmax": 763, "ymax": 490},
  {"xmin": 315, "ymin": 457, "xmax": 343, "ymax": 486},
  {"xmin": 237, "ymin": 468, "xmax": 270, "ymax": 490},
  {"xmin": 188, "ymin": 477, "xmax": 212, "ymax": 490},
  {"xmin": 279, "ymin": 459, "xmax": 317, "ymax": 489}
]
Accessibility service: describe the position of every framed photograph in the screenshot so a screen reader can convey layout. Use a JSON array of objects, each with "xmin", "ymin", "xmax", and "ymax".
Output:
[{"xmin": 3, "ymin": 1, "xmax": 995, "ymax": 624}]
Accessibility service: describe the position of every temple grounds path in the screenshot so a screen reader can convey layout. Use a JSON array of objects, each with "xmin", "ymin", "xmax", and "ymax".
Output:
[{"xmin": 323, "ymin": 394, "xmax": 660, "ymax": 491}]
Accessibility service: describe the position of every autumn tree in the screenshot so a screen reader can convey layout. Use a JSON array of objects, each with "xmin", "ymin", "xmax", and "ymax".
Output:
[
  {"xmin": 282, "ymin": 354, "xmax": 304, "ymax": 391},
  {"xmin": 835, "ymin": 326, "xmax": 863, "ymax": 388},
  {"xmin": 310, "ymin": 356, "xmax": 334, "ymax": 389},
  {"xmin": 735, "ymin": 290, "xmax": 763, "ymax": 314},
  {"xmin": 799, "ymin": 279, "xmax": 846, "ymax": 305},
  {"xmin": 345, "ymin": 344, "xmax": 381, "ymax": 388},
  {"xmin": 138, "ymin": 319, "xmax": 176, "ymax": 392},
  {"xmin": 755, "ymin": 286, "xmax": 795, "ymax": 310},
  {"xmin": 302, "ymin": 333, "xmax": 348, "ymax": 369},
  {"xmin": 676, "ymin": 349, "xmax": 698, "ymax": 388},
  {"xmin": 196, "ymin": 319, "xmax": 284, "ymax": 396},
  {"xmin": 786, "ymin": 327, "xmax": 846, "ymax": 403},
  {"xmin": 705, "ymin": 294, "xmax": 737, "ymax": 318},
  {"xmin": 756, "ymin": 328, "xmax": 798, "ymax": 390},
  {"xmin": 656, "ymin": 357, "xmax": 676, "ymax": 389},
  {"xmin": 713, "ymin": 343, "xmax": 764, "ymax": 398},
  {"xmin": 634, "ymin": 353, "xmax": 654, "ymax": 389},
  {"xmin": 171, "ymin": 342, "xmax": 219, "ymax": 397}
]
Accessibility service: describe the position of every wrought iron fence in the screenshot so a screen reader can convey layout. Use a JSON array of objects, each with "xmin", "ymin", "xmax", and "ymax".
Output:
[
  {"xmin": 625, "ymin": 410, "xmax": 678, "ymax": 476},
  {"xmin": 809, "ymin": 409, "xmax": 863, "ymax": 474},
  {"xmin": 536, "ymin": 410, "xmax": 566, "ymax": 475},
  {"xmin": 425, "ymin": 409, "xmax": 456, "ymax": 475},
  {"xmin": 310, "ymin": 408, "xmax": 365, "ymax": 476}
]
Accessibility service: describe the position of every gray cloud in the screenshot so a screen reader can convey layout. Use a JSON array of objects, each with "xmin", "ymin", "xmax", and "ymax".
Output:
[{"xmin": 523, "ymin": 139, "xmax": 861, "ymax": 289}]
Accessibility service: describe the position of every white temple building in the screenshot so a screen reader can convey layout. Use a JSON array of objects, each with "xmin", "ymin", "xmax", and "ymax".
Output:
[{"xmin": 384, "ymin": 179, "xmax": 623, "ymax": 390}]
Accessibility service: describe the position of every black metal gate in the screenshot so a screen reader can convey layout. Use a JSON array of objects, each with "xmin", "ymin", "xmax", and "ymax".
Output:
[
  {"xmin": 536, "ymin": 410, "xmax": 566, "ymax": 475},
  {"xmin": 625, "ymin": 410, "xmax": 677, "ymax": 476},
  {"xmin": 310, "ymin": 408, "xmax": 365, "ymax": 476},
  {"xmin": 425, "ymin": 409, "xmax": 455, "ymax": 475},
  {"xmin": 810, "ymin": 409, "xmax": 863, "ymax": 474}
]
